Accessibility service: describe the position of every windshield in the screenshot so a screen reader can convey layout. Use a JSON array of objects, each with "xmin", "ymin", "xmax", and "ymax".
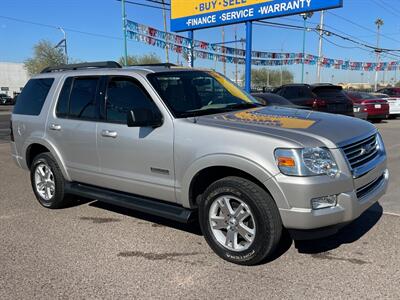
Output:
[
  {"xmin": 358, "ymin": 93, "xmax": 379, "ymax": 100},
  {"xmin": 147, "ymin": 71, "xmax": 259, "ymax": 118},
  {"xmin": 259, "ymin": 94, "xmax": 293, "ymax": 106}
]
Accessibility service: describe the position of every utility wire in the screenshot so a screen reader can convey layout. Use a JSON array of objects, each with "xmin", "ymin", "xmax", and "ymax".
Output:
[
  {"xmin": 370, "ymin": 0, "xmax": 400, "ymax": 18},
  {"xmin": 116, "ymin": 0, "xmax": 170, "ymax": 10},
  {"xmin": 0, "ymin": 15, "xmax": 122, "ymax": 41},
  {"xmin": 328, "ymin": 11, "xmax": 400, "ymax": 45}
]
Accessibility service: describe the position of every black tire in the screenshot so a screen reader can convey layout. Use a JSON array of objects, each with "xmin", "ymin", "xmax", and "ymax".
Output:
[
  {"xmin": 30, "ymin": 152, "xmax": 70, "ymax": 209},
  {"xmin": 199, "ymin": 176, "xmax": 282, "ymax": 265}
]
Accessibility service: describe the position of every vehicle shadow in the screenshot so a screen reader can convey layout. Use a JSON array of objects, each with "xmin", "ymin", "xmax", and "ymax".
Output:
[
  {"xmin": 294, "ymin": 202, "xmax": 383, "ymax": 254},
  {"xmin": 75, "ymin": 198, "xmax": 382, "ymax": 263},
  {"xmin": 89, "ymin": 200, "xmax": 203, "ymax": 236}
]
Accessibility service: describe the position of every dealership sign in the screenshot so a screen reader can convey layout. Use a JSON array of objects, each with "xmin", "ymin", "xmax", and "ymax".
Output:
[{"xmin": 171, "ymin": 0, "xmax": 343, "ymax": 32}]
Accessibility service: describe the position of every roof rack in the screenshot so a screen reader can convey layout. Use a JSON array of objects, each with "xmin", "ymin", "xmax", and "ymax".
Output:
[
  {"xmin": 128, "ymin": 63, "xmax": 178, "ymax": 68},
  {"xmin": 40, "ymin": 61, "xmax": 122, "ymax": 73}
]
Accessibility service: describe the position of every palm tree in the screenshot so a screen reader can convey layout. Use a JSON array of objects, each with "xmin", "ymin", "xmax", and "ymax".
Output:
[{"xmin": 375, "ymin": 18, "xmax": 384, "ymax": 30}]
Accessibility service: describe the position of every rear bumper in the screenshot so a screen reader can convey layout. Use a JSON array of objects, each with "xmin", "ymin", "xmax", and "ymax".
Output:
[
  {"xmin": 389, "ymin": 104, "xmax": 400, "ymax": 115},
  {"xmin": 367, "ymin": 114, "xmax": 388, "ymax": 119},
  {"xmin": 10, "ymin": 141, "xmax": 25, "ymax": 169}
]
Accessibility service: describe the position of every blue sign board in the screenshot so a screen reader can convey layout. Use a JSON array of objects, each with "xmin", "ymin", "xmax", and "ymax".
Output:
[{"xmin": 171, "ymin": 0, "xmax": 343, "ymax": 32}]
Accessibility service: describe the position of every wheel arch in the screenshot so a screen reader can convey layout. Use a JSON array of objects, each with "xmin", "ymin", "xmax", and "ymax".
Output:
[
  {"xmin": 24, "ymin": 139, "xmax": 71, "ymax": 181},
  {"xmin": 180, "ymin": 154, "xmax": 286, "ymax": 209}
]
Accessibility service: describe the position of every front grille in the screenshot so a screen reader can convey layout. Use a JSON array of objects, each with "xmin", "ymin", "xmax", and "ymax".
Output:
[
  {"xmin": 342, "ymin": 134, "xmax": 378, "ymax": 169},
  {"xmin": 356, "ymin": 174, "xmax": 385, "ymax": 199}
]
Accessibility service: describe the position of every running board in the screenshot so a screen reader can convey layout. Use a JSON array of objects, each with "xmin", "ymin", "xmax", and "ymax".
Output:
[{"xmin": 66, "ymin": 182, "xmax": 195, "ymax": 223}]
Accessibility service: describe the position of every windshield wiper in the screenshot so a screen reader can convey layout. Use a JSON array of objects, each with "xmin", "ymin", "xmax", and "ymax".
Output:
[
  {"xmin": 224, "ymin": 103, "xmax": 261, "ymax": 110},
  {"xmin": 181, "ymin": 103, "xmax": 261, "ymax": 118}
]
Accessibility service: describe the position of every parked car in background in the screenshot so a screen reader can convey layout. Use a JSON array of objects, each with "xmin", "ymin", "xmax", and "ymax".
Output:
[
  {"xmin": 273, "ymin": 84, "xmax": 354, "ymax": 116},
  {"xmin": 375, "ymin": 88, "xmax": 400, "ymax": 118},
  {"xmin": 252, "ymin": 92, "xmax": 310, "ymax": 110},
  {"xmin": 12, "ymin": 93, "xmax": 20, "ymax": 105},
  {"xmin": 352, "ymin": 103, "xmax": 368, "ymax": 120},
  {"xmin": 347, "ymin": 91, "xmax": 389, "ymax": 122},
  {"xmin": 0, "ymin": 93, "xmax": 13, "ymax": 105}
]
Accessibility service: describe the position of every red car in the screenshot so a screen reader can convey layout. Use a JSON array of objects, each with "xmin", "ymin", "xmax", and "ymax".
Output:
[{"xmin": 346, "ymin": 91, "xmax": 389, "ymax": 122}]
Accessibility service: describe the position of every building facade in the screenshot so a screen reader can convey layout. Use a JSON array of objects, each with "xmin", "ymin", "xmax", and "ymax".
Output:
[{"xmin": 0, "ymin": 62, "xmax": 29, "ymax": 97}]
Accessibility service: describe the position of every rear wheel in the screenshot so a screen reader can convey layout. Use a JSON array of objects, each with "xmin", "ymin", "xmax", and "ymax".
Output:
[
  {"xmin": 30, "ymin": 152, "xmax": 70, "ymax": 209},
  {"xmin": 199, "ymin": 176, "xmax": 282, "ymax": 265}
]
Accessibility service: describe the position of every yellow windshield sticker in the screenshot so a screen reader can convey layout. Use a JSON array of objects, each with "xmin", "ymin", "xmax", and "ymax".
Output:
[
  {"xmin": 208, "ymin": 71, "xmax": 252, "ymax": 102},
  {"xmin": 222, "ymin": 109, "xmax": 316, "ymax": 129}
]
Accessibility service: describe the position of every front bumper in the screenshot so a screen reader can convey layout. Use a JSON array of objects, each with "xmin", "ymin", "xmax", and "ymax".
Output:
[{"xmin": 265, "ymin": 150, "xmax": 388, "ymax": 231}]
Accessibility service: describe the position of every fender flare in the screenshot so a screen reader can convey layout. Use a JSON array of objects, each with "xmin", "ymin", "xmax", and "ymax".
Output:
[
  {"xmin": 23, "ymin": 137, "xmax": 71, "ymax": 181},
  {"xmin": 179, "ymin": 153, "xmax": 285, "ymax": 208}
]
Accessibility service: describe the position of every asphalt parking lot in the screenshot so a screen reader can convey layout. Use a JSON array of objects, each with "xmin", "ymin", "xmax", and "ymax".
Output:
[{"xmin": 0, "ymin": 110, "xmax": 399, "ymax": 299}]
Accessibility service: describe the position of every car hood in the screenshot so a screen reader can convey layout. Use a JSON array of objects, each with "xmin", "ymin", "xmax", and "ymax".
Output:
[{"xmin": 196, "ymin": 106, "xmax": 377, "ymax": 148}]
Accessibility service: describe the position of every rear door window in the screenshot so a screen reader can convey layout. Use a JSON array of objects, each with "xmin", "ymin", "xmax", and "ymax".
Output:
[
  {"xmin": 68, "ymin": 77, "xmax": 100, "ymax": 120},
  {"xmin": 56, "ymin": 77, "xmax": 73, "ymax": 118},
  {"xmin": 13, "ymin": 78, "xmax": 54, "ymax": 115}
]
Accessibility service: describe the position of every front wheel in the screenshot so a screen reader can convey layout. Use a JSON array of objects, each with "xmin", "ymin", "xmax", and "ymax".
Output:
[{"xmin": 199, "ymin": 176, "xmax": 282, "ymax": 265}]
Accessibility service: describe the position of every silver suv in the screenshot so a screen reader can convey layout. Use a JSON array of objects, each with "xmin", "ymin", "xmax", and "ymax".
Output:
[{"xmin": 10, "ymin": 62, "xmax": 389, "ymax": 265}]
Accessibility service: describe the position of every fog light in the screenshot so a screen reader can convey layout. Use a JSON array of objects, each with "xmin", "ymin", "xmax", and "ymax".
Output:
[{"xmin": 311, "ymin": 195, "xmax": 337, "ymax": 210}]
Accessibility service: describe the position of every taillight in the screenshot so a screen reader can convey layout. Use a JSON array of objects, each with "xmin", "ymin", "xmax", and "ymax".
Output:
[
  {"xmin": 10, "ymin": 120, "xmax": 14, "ymax": 142},
  {"xmin": 312, "ymin": 98, "xmax": 327, "ymax": 109}
]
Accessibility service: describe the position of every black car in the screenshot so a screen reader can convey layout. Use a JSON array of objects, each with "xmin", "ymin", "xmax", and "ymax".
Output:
[
  {"xmin": 252, "ymin": 92, "xmax": 310, "ymax": 110},
  {"xmin": 273, "ymin": 84, "xmax": 354, "ymax": 116},
  {"xmin": 0, "ymin": 94, "xmax": 13, "ymax": 105}
]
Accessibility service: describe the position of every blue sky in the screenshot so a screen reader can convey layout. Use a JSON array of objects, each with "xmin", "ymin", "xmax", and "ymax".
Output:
[{"xmin": 1, "ymin": 0, "xmax": 400, "ymax": 84}]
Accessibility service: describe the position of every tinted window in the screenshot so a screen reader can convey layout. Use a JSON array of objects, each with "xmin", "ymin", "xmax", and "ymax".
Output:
[
  {"xmin": 283, "ymin": 86, "xmax": 314, "ymax": 100},
  {"xmin": 69, "ymin": 78, "xmax": 99, "ymax": 120},
  {"xmin": 253, "ymin": 93, "xmax": 293, "ymax": 106},
  {"xmin": 13, "ymin": 78, "xmax": 54, "ymax": 115},
  {"xmin": 56, "ymin": 77, "xmax": 73, "ymax": 118},
  {"xmin": 313, "ymin": 88, "xmax": 346, "ymax": 99},
  {"xmin": 105, "ymin": 77, "xmax": 158, "ymax": 124}
]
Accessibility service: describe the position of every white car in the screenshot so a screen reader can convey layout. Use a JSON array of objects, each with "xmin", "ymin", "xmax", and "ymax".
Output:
[{"xmin": 375, "ymin": 89, "xmax": 400, "ymax": 118}]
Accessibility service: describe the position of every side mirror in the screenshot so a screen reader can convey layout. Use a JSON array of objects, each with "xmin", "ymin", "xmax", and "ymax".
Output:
[{"xmin": 127, "ymin": 108, "xmax": 163, "ymax": 128}]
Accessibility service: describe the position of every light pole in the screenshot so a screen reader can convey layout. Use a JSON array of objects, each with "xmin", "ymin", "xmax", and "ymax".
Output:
[
  {"xmin": 162, "ymin": 0, "xmax": 169, "ymax": 64},
  {"xmin": 121, "ymin": 0, "xmax": 128, "ymax": 66},
  {"xmin": 300, "ymin": 12, "xmax": 313, "ymax": 83},
  {"xmin": 374, "ymin": 18, "xmax": 384, "ymax": 91},
  {"xmin": 280, "ymin": 41, "xmax": 285, "ymax": 86},
  {"xmin": 317, "ymin": 10, "xmax": 325, "ymax": 83},
  {"xmin": 56, "ymin": 27, "xmax": 68, "ymax": 64}
]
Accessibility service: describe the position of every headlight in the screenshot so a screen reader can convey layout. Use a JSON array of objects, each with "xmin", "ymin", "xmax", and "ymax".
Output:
[
  {"xmin": 376, "ymin": 132, "xmax": 386, "ymax": 154},
  {"xmin": 275, "ymin": 147, "xmax": 339, "ymax": 177}
]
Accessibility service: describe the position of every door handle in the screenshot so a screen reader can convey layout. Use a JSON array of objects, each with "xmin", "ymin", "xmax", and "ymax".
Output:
[
  {"xmin": 49, "ymin": 123, "xmax": 61, "ymax": 131},
  {"xmin": 101, "ymin": 130, "xmax": 118, "ymax": 138}
]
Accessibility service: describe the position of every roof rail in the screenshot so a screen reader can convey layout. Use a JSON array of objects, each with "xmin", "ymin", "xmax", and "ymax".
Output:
[
  {"xmin": 128, "ymin": 63, "xmax": 178, "ymax": 68},
  {"xmin": 40, "ymin": 61, "xmax": 122, "ymax": 73}
]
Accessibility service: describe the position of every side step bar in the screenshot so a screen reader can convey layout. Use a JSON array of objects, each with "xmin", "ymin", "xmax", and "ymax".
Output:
[{"xmin": 66, "ymin": 182, "xmax": 196, "ymax": 223}]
